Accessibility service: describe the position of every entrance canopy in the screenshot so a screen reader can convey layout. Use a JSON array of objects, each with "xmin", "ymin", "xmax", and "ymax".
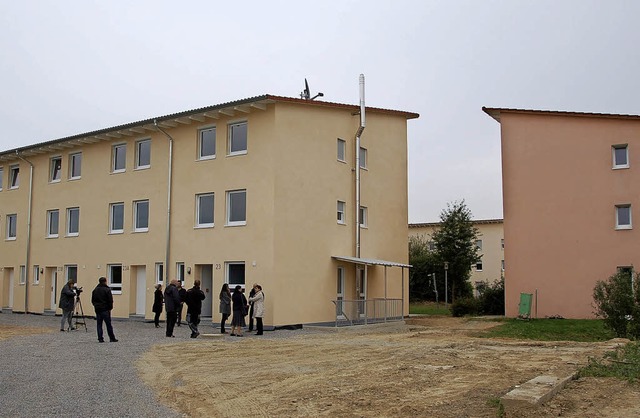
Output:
[{"xmin": 331, "ymin": 256, "xmax": 411, "ymax": 269}]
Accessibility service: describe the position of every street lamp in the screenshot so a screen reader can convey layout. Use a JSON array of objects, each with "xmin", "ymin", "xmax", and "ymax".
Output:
[{"xmin": 444, "ymin": 262, "xmax": 449, "ymax": 308}]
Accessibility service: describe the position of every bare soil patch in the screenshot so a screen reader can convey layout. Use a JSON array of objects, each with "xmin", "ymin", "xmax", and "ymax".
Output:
[
  {"xmin": 0, "ymin": 324, "xmax": 54, "ymax": 341},
  {"xmin": 138, "ymin": 317, "xmax": 639, "ymax": 417}
]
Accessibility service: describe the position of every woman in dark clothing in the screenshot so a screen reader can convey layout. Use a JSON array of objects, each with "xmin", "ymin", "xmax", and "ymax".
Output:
[
  {"xmin": 230, "ymin": 285, "xmax": 246, "ymax": 337},
  {"xmin": 152, "ymin": 284, "xmax": 163, "ymax": 328},
  {"xmin": 219, "ymin": 283, "xmax": 231, "ymax": 334}
]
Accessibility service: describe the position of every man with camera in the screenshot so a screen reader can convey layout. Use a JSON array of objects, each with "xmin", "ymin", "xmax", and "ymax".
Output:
[
  {"xmin": 91, "ymin": 276, "xmax": 118, "ymax": 343},
  {"xmin": 59, "ymin": 279, "xmax": 76, "ymax": 331}
]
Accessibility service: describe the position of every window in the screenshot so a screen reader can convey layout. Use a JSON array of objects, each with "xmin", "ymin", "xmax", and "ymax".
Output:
[
  {"xmin": 65, "ymin": 265, "xmax": 77, "ymax": 284},
  {"xmin": 136, "ymin": 139, "xmax": 151, "ymax": 169},
  {"xmin": 501, "ymin": 239, "xmax": 505, "ymax": 250},
  {"xmin": 109, "ymin": 203, "xmax": 124, "ymax": 233},
  {"xmin": 228, "ymin": 121, "xmax": 247, "ymax": 155},
  {"xmin": 134, "ymin": 200, "xmax": 149, "ymax": 232},
  {"xmin": 155, "ymin": 263, "xmax": 164, "ymax": 284},
  {"xmin": 67, "ymin": 207, "xmax": 80, "ymax": 236},
  {"xmin": 475, "ymin": 240, "xmax": 483, "ymax": 251},
  {"xmin": 226, "ymin": 262, "xmax": 245, "ymax": 287},
  {"xmin": 69, "ymin": 153, "xmax": 82, "ymax": 179},
  {"xmin": 6, "ymin": 214, "xmax": 17, "ymax": 240},
  {"xmin": 428, "ymin": 241, "xmax": 436, "ymax": 251},
  {"xmin": 337, "ymin": 138, "xmax": 346, "ymax": 162},
  {"xmin": 0, "ymin": 167, "xmax": 3, "ymax": 191},
  {"xmin": 199, "ymin": 127, "xmax": 216, "ymax": 159},
  {"xmin": 33, "ymin": 265, "xmax": 40, "ymax": 285},
  {"xmin": 359, "ymin": 206, "xmax": 368, "ymax": 227},
  {"xmin": 112, "ymin": 144, "xmax": 126, "ymax": 172},
  {"xmin": 196, "ymin": 193, "xmax": 214, "ymax": 227},
  {"xmin": 9, "ymin": 165, "xmax": 19, "ymax": 189},
  {"xmin": 337, "ymin": 200, "xmax": 346, "ymax": 224},
  {"xmin": 359, "ymin": 147, "xmax": 367, "ymax": 169},
  {"xmin": 612, "ymin": 144, "xmax": 629, "ymax": 169},
  {"xmin": 19, "ymin": 265, "xmax": 26, "ymax": 285},
  {"xmin": 108, "ymin": 264, "xmax": 122, "ymax": 292},
  {"xmin": 176, "ymin": 262, "xmax": 185, "ymax": 285},
  {"xmin": 501, "ymin": 260, "xmax": 505, "ymax": 271},
  {"xmin": 476, "ymin": 262, "xmax": 483, "ymax": 271},
  {"xmin": 226, "ymin": 189, "xmax": 247, "ymax": 226},
  {"xmin": 47, "ymin": 209, "xmax": 59, "ymax": 238},
  {"xmin": 50, "ymin": 156, "xmax": 62, "ymax": 182},
  {"xmin": 615, "ymin": 204, "xmax": 632, "ymax": 230}
]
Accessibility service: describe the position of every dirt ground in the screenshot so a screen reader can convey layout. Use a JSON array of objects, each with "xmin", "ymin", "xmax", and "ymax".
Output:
[
  {"xmin": 135, "ymin": 317, "xmax": 640, "ymax": 418},
  {"xmin": 0, "ymin": 324, "xmax": 53, "ymax": 341}
]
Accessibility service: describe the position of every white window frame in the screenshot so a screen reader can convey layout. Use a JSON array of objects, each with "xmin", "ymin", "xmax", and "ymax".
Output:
[
  {"xmin": 337, "ymin": 200, "xmax": 346, "ymax": 224},
  {"xmin": 359, "ymin": 147, "xmax": 367, "ymax": 169},
  {"xmin": 108, "ymin": 264, "xmax": 122, "ymax": 293},
  {"xmin": 112, "ymin": 143, "xmax": 126, "ymax": 173},
  {"xmin": 9, "ymin": 165, "xmax": 19, "ymax": 189},
  {"xmin": 33, "ymin": 265, "xmax": 40, "ymax": 285},
  {"xmin": 176, "ymin": 262, "xmax": 185, "ymax": 285},
  {"xmin": 6, "ymin": 214, "xmax": 17, "ymax": 240},
  {"xmin": 65, "ymin": 264, "xmax": 77, "ymax": 284},
  {"xmin": 155, "ymin": 262, "xmax": 164, "ymax": 284},
  {"xmin": 19, "ymin": 265, "xmax": 26, "ymax": 285},
  {"xmin": 0, "ymin": 167, "xmax": 3, "ymax": 191},
  {"xmin": 359, "ymin": 206, "xmax": 368, "ymax": 228},
  {"xmin": 615, "ymin": 204, "xmax": 632, "ymax": 230},
  {"xmin": 135, "ymin": 139, "xmax": 151, "ymax": 170},
  {"xmin": 475, "ymin": 240, "xmax": 483, "ymax": 251},
  {"xmin": 501, "ymin": 260, "xmax": 505, "ymax": 272},
  {"xmin": 198, "ymin": 126, "xmax": 217, "ymax": 160},
  {"xmin": 66, "ymin": 207, "xmax": 80, "ymax": 237},
  {"xmin": 501, "ymin": 239, "xmax": 505, "ymax": 250},
  {"xmin": 226, "ymin": 189, "xmax": 247, "ymax": 226},
  {"xmin": 225, "ymin": 261, "xmax": 246, "ymax": 288},
  {"xmin": 133, "ymin": 200, "xmax": 149, "ymax": 232},
  {"xmin": 46, "ymin": 209, "xmax": 59, "ymax": 238},
  {"xmin": 475, "ymin": 261, "xmax": 483, "ymax": 271},
  {"xmin": 228, "ymin": 121, "xmax": 248, "ymax": 156},
  {"xmin": 50, "ymin": 156, "xmax": 62, "ymax": 183},
  {"xmin": 109, "ymin": 203, "xmax": 124, "ymax": 234},
  {"xmin": 612, "ymin": 144, "xmax": 629, "ymax": 169},
  {"xmin": 69, "ymin": 152, "xmax": 82, "ymax": 180},
  {"xmin": 196, "ymin": 193, "xmax": 215, "ymax": 228},
  {"xmin": 337, "ymin": 138, "xmax": 346, "ymax": 162}
]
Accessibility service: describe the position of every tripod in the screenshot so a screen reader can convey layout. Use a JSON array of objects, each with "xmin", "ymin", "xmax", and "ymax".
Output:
[{"xmin": 71, "ymin": 294, "xmax": 88, "ymax": 332}]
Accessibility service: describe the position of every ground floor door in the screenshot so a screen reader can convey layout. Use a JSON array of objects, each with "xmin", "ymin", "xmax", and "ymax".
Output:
[
  {"xmin": 3, "ymin": 268, "xmax": 14, "ymax": 309},
  {"xmin": 199, "ymin": 264, "xmax": 213, "ymax": 317},
  {"xmin": 357, "ymin": 266, "xmax": 366, "ymax": 318},
  {"xmin": 136, "ymin": 267, "xmax": 146, "ymax": 315},
  {"xmin": 336, "ymin": 267, "xmax": 345, "ymax": 319},
  {"xmin": 46, "ymin": 268, "xmax": 58, "ymax": 310}
]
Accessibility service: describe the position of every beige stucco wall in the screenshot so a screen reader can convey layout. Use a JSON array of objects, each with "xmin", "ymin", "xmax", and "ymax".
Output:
[
  {"xmin": 500, "ymin": 111, "xmax": 640, "ymax": 318},
  {"xmin": 0, "ymin": 98, "xmax": 414, "ymax": 326}
]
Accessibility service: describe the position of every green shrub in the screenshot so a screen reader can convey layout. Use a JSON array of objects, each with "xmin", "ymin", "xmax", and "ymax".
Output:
[
  {"xmin": 592, "ymin": 271, "xmax": 640, "ymax": 339},
  {"xmin": 477, "ymin": 278, "xmax": 505, "ymax": 315},
  {"xmin": 451, "ymin": 297, "xmax": 481, "ymax": 317}
]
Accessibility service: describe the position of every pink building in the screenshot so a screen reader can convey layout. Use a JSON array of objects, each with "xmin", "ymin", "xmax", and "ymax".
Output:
[{"xmin": 484, "ymin": 107, "xmax": 640, "ymax": 318}]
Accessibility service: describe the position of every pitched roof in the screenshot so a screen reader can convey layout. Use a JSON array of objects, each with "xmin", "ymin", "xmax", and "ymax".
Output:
[
  {"xmin": 409, "ymin": 218, "xmax": 503, "ymax": 228},
  {"xmin": 483, "ymin": 106, "xmax": 640, "ymax": 123}
]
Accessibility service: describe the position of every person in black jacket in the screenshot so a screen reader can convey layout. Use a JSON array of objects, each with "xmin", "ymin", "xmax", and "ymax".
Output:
[
  {"xmin": 247, "ymin": 283, "xmax": 257, "ymax": 332},
  {"xmin": 152, "ymin": 284, "xmax": 163, "ymax": 328},
  {"xmin": 230, "ymin": 285, "xmax": 246, "ymax": 337},
  {"xmin": 177, "ymin": 282, "xmax": 187, "ymax": 326},
  {"xmin": 164, "ymin": 280, "xmax": 181, "ymax": 337},
  {"xmin": 185, "ymin": 279, "xmax": 206, "ymax": 338},
  {"xmin": 91, "ymin": 277, "xmax": 118, "ymax": 343},
  {"xmin": 59, "ymin": 279, "xmax": 76, "ymax": 331}
]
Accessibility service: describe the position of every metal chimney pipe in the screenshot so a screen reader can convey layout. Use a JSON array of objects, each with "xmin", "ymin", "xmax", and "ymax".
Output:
[{"xmin": 355, "ymin": 74, "xmax": 365, "ymax": 259}]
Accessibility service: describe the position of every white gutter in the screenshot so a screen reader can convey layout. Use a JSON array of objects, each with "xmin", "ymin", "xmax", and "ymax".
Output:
[
  {"xmin": 355, "ymin": 74, "xmax": 365, "ymax": 258},
  {"xmin": 15, "ymin": 152, "xmax": 34, "ymax": 313},
  {"xmin": 154, "ymin": 120, "xmax": 173, "ymax": 282}
]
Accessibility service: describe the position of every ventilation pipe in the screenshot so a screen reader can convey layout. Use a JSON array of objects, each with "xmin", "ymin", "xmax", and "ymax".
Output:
[
  {"xmin": 355, "ymin": 74, "xmax": 365, "ymax": 258},
  {"xmin": 154, "ymin": 120, "xmax": 173, "ymax": 283},
  {"xmin": 16, "ymin": 152, "xmax": 34, "ymax": 313}
]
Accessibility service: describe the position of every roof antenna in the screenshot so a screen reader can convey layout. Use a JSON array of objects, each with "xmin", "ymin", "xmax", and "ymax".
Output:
[{"xmin": 300, "ymin": 78, "xmax": 324, "ymax": 100}]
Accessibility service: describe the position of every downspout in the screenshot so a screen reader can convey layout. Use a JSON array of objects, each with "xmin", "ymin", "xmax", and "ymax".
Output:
[
  {"xmin": 154, "ymin": 120, "xmax": 173, "ymax": 283},
  {"xmin": 355, "ymin": 74, "xmax": 365, "ymax": 259},
  {"xmin": 16, "ymin": 152, "xmax": 34, "ymax": 313}
]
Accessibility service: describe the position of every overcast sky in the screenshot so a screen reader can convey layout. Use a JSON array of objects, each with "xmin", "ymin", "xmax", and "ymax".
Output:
[{"xmin": 2, "ymin": 1, "xmax": 640, "ymax": 222}]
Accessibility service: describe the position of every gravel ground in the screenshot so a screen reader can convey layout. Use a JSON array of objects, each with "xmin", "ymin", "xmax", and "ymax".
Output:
[{"xmin": 0, "ymin": 310, "xmax": 330, "ymax": 418}]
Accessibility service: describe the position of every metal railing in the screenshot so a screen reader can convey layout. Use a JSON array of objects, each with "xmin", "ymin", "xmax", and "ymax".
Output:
[{"xmin": 331, "ymin": 298, "xmax": 403, "ymax": 327}]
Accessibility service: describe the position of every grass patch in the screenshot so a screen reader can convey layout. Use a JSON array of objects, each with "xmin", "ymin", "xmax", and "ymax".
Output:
[
  {"xmin": 479, "ymin": 318, "xmax": 615, "ymax": 342},
  {"xmin": 580, "ymin": 341, "xmax": 640, "ymax": 383},
  {"xmin": 410, "ymin": 301, "xmax": 451, "ymax": 316}
]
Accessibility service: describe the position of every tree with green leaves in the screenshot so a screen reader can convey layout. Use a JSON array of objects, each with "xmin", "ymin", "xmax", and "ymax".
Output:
[
  {"xmin": 430, "ymin": 200, "xmax": 481, "ymax": 302},
  {"xmin": 409, "ymin": 234, "xmax": 440, "ymax": 301}
]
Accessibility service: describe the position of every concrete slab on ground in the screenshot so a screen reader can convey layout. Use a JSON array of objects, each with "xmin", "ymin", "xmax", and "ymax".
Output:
[{"xmin": 501, "ymin": 373, "xmax": 577, "ymax": 412}]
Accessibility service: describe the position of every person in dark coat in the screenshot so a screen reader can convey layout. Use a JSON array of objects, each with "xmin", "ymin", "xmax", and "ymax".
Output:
[
  {"xmin": 219, "ymin": 283, "xmax": 231, "ymax": 334},
  {"xmin": 247, "ymin": 283, "xmax": 257, "ymax": 332},
  {"xmin": 91, "ymin": 277, "xmax": 117, "ymax": 343},
  {"xmin": 59, "ymin": 279, "xmax": 76, "ymax": 331},
  {"xmin": 164, "ymin": 280, "xmax": 181, "ymax": 337},
  {"xmin": 152, "ymin": 284, "xmax": 163, "ymax": 328},
  {"xmin": 185, "ymin": 279, "xmax": 206, "ymax": 338},
  {"xmin": 230, "ymin": 285, "xmax": 246, "ymax": 337},
  {"xmin": 177, "ymin": 282, "xmax": 187, "ymax": 326}
]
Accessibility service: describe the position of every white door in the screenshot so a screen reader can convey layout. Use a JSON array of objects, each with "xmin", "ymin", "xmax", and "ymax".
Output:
[
  {"xmin": 8, "ymin": 269, "xmax": 14, "ymax": 308},
  {"xmin": 50, "ymin": 270, "xmax": 58, "ymax": 310},
  {"xmin": 200, "ymin": 265, "xmax": 213, "ymax": 317},
  {"xmin": 336, "ymin": 267, "xmax": 345, "ymax": 319},
  {"xmin": 136, "ymin": 267, "xmax": 146, "ymax": 315},
  {"xmin": 357, "ymin": 266, "xmax": 366, "ymax": 318}
]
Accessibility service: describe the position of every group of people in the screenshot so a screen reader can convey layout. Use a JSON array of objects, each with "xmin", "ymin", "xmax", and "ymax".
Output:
[
  {"xmin": 218, "ymin": 282, "xmax": 264, "ymax": 336},
  {"xmin": 153, "ymin": 279, "xmax": 205, "ymax": 338}
]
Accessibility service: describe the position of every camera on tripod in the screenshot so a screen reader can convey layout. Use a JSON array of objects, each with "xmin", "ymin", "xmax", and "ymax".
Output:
[{"xmin": 73, "ymin": 286, "xmax": 83, "ymax": 295}]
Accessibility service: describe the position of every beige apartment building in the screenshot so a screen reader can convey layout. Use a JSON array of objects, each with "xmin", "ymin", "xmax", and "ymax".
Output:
[
  {"xmin": 0, "ymin": 95, "xmax": 417, "ymax": 327},
  {"xmin": 484, "ymin": 107, "xmax": 640, "ymax": 318},
  {"xmin": 409, "ymin": 219, "xmax": 504, "ymax": 295}
]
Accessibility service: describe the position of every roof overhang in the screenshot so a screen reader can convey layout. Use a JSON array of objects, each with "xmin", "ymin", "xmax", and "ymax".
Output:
[
  {"xmin": 482, "ymin": 106, "xmax": 640, "ymax": 124},
  {"xmin": 332, "ymin": 255, "xmax": 412, "ymax": 269}
]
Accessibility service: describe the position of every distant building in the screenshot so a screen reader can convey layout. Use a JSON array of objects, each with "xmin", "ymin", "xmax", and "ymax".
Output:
[
  {"xmin": 0, "ymin": 94, "xmax": 418, "ymax": 326},
  {"xmin": 484, "ymin": 107, "xmax": 640, "ymax": 318},
  {"xmin": 409, "ymin": 219, "xmax": 504, "ymax": 296}
]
